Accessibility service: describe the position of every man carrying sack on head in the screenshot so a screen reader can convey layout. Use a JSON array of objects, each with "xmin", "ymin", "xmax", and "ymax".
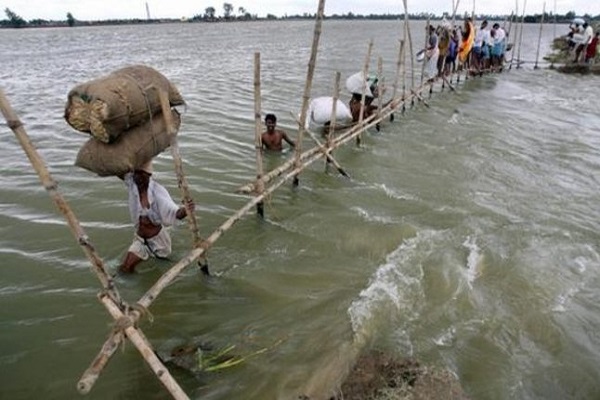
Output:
[{"xmin": 119, "ymin": 161, "xmax": 194, "ymax": 273}]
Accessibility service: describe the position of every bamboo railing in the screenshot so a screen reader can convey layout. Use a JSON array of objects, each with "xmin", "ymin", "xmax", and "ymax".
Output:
[{"xmin": 0, "ymin": 3, "xmax": 529, "ymax": 399}]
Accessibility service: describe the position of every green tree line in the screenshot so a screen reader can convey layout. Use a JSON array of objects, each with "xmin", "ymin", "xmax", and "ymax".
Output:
[{"xmin": 2, "ymin": 6, "xmax": 598, "ymax": 29}]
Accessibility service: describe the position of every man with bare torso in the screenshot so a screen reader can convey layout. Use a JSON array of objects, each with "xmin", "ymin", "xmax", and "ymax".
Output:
[
  {"xmin": 118, "ymin": 161, "xmax": 193, "ymax": 273},
  {"xmin": 261, "ymin": 113, "xmax": 295, "ymax": 151}
]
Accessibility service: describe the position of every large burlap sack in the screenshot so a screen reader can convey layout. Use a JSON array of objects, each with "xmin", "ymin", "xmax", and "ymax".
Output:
[
  {"xmin": 65, "ymin": 65, "xmax": 184, "ymax": 143},
  {"xmin": 74, "ymin": 110, "xmax": 181, "ymax": 177}
]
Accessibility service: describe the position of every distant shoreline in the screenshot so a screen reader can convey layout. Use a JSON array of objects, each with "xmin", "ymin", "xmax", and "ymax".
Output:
[{"xmin": 2, "ymin": 13, "xmax": 598, "ymax": 29}]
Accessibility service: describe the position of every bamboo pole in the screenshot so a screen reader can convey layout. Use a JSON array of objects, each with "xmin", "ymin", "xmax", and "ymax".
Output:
[
  {"xmin": 392, "ymin": 40, "xmax": 404, "ymax": 102},
  {"xmin": 504, "ymin": 11, "xmax": 515, "ymax": 69},
  {"xmin": 420, "ymin": 16, "xmax": 431, "ymax": 85},
  {"xmin": 293, "ymin": 0, "xmax": 326, "ymax": 186},
  {"xmin": 326, "ymin": 72, "xmax": 341, "ymax": 147},
  {"xmin": 356, "ymin": 40, "xmax": 373, "ymax": 146},
  {"xmin": 401, "ymin": 38, "xmax": 408, "ymax": 112},
  {"xmin": 377, "ymin": 56, "xmax": 383, "ymax": 118},
  {"xmin": 159, "ymin": 90, "xmax": 209, "ymax": 275},
  {"xmin": 253, "ymin": 52, "xmax": 266, "ymax": 217},
  {"xmin": 411, "ymin": 89, "xmax": 431, "ymax": 108},
  {"xmin": 534, "ymin": 2, "xmax": 546, "ymax": 69},
  {"xmin": 0, "ymin": 88, "xmax": 123, "ymax": 308},
  {"xmin": 98, "ymin": 293, "xmax": 190, "ymax": 400},
  {"xmin": 442, "ymin": 75, "xmax": 456, "ymax": 91},
  {"xmin": 510, "ymin": 0, "xmax": 519, "ymax": 69},
  {"xmin": 391, "ymin": 39, "xmax": 404, "ymax": 120},
  {"xmin": 516, "ymin": 0, "xmax": 527, "ymax": 69},
  {"xmin": 552, "ymin": 0, "xmax": 556, "ymax": 39},
  {"xmin": 452, "ymin": 0, "xmax": 461, "ymax": 32},
  {"xmin": 77, "ymin": 330, "xmax": 124, "ymax": 394},
  {"xmin": 402, "ymin": 0, "xmax": 415, "ymax": 89}
]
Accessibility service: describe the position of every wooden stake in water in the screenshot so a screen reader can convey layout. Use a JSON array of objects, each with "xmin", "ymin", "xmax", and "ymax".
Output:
[
  {"xmin": 534, "ymin": 2, "xmax": 546, "ymax": 69},
  {"xmin": 420, "ymin": 16, "xmax": 431, "ymax": 85},
  {"xmin": 402, "ymin": 0, "xmax": 415, "ymax": 89},
  {"xmin": 356, "ymin": 40, "xmax": 373, "ymax": 146},
  {"xmin": 377, "ymin": 56, "xmax": 383, "ymax": 118},
  {"xmin": 516, "ymin": 0, "xmax": 527, "ymax": 69},
  {"xmin": 253, "ymin": 52, "xmax": 265, "ymax": 217},
  {"xmin": 293, "ymin": 0, "xmax": 326, "ymax": 186},
  {"xmin": 391, "ymin": 39, "xmax": 405, "ymax": 119},
  {"xmin": 159, "ymin": 90, "xmax": 209, "ymax": 275},
  {"xmin": 326, "ymin": 71, "xmax": 341, "ymax": 148}
]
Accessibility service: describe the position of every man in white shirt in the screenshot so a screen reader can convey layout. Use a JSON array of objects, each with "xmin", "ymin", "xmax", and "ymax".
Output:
[
  {"xmin": 575, "ymin": 22, "xmax": 594, "ymax": 62},
  {"xmin": 119, "ymin": 161, "xmax": 193, "ymax": 273},
  {"xmin": 472, "ymin": 20, "xmax": 490, "ymax": 71}
]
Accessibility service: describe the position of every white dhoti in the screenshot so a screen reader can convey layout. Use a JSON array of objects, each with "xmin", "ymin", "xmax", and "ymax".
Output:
[{"xmin": 425, "ymin": 48, "xmax": 440, "ymax": 80}]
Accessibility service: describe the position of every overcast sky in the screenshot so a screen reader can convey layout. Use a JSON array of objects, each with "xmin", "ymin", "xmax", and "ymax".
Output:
[{"xmin": 2, "ymin": 0, "xmax": 599, "ymax": 21}]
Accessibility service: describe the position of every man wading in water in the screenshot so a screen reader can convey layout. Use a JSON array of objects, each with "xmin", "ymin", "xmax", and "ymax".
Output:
[
  {"xmin": 118, "ymin": 161, "xmax": 194, "ymax": 273},
  {"xmin": 261, "ymin": 113, "xmax": 295, "ymax": 151}
]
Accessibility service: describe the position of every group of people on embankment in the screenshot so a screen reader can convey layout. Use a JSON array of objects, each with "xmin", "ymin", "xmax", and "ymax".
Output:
[
  {"xmin": 567, "ymin": 20, "xmax": 599, "ymax": 64},
  {"xmin": 423, "ymin": 17, "xmax": 509, "ymax": 81}
]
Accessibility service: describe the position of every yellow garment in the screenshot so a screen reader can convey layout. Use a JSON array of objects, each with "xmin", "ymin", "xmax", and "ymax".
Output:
[
  {"xmin": 438, "ymin": 28, "xmax": 451, "ymax": 57},
  {"xmin": 458, "ymin": 21, "xmax": 475, "ymax": 63}
]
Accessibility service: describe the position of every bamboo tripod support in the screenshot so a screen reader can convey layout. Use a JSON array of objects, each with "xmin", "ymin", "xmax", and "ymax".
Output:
[
  {"xmin": 0, "ymin": 6, "xmax": 524, "ymax": 398},
  {"xmin": 0, "ymin": 88, "xmax": 123, "ymax": 309},
  {"xmin": 0, "ymin": 88, "xmax": 188, "ymax": 399}
]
